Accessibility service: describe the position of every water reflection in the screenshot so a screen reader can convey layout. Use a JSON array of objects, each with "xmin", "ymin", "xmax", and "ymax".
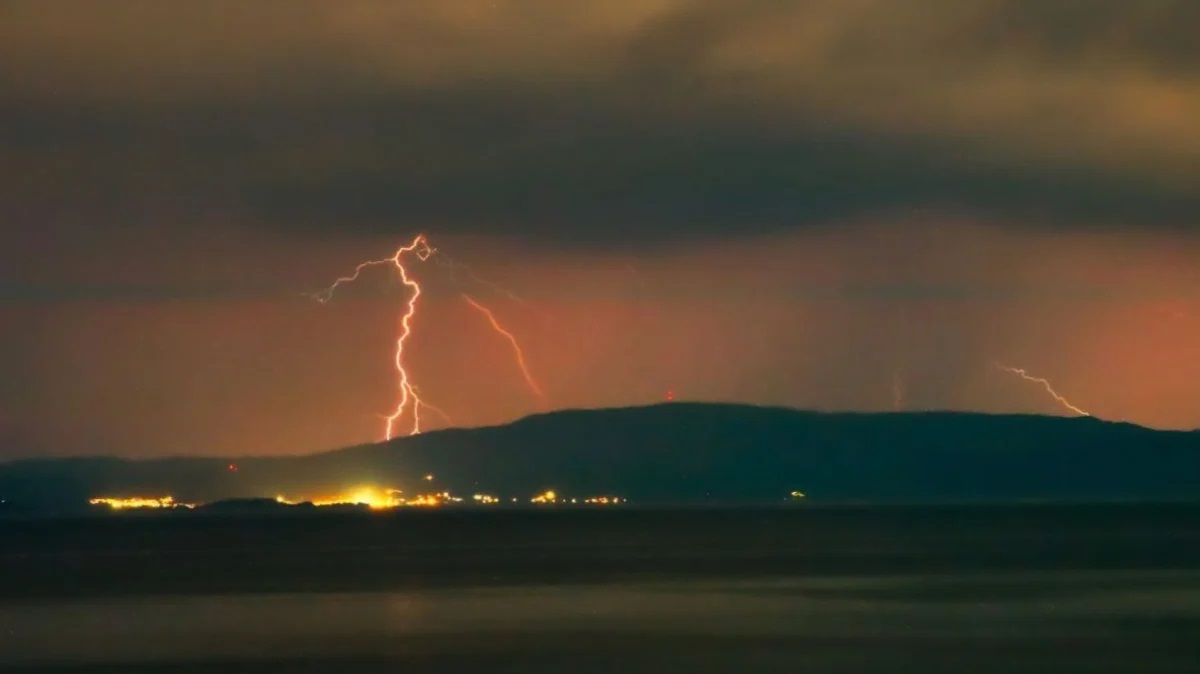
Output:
[{"xmin": 2, "ymin": 572, "xmax": 1199, "ymax": 668}]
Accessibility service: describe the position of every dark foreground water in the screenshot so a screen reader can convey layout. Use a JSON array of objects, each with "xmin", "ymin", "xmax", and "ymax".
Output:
[{"xmin": 2, "ymin": 505, "xmax": 1198, "ymax": 672}]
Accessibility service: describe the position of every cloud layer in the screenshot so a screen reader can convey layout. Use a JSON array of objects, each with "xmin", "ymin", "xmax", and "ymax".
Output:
[
  {"xmin": 3, "ymin": 2, "xmax": 1200, "ymax": 457},
  {"xmin": 2, "ymin": 0, "xmax": 1197, "ymax": 247}
]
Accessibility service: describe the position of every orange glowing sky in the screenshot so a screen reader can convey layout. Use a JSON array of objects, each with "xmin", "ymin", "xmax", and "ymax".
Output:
[{"xmin": 1, "ymin": 2, "xmax": 1199, "ymax": 457}]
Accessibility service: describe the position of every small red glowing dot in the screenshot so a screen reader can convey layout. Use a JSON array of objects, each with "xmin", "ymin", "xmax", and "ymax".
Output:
[
  {"xmin": 227, "ymin": 463, "xmax": 238, "ymax": 472},
  {"xmin": 666, "ymin": 390, "xmax": 675, "ymax": 401}
]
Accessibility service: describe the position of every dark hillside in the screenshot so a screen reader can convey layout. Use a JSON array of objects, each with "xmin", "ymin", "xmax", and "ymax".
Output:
[{"xmin": 2, "ymin": 404, "xmax": 1197, "ymax": 510}]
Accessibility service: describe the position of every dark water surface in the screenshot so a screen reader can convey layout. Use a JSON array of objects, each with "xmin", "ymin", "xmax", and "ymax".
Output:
[{"xmin": 2, "ymin": 505, "xmax": 1198, "ymax": 672}]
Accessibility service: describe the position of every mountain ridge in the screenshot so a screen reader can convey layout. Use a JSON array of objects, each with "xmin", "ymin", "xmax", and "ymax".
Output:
[{"xmin": 2, "ymin": 404, "xmax": 1198, "ymax": 510}]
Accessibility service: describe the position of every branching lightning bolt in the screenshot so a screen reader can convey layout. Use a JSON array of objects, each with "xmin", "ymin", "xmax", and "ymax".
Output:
[
  {"xmin": 994, "ymin": 362, "xmax": 1089, "ymax": 417},
  {"xmin": 462, "ymin": 294, "xmax": 545, "ymax": 403},
  {"xmin": 313, "ymin": 234, "xmax": 440, "ymax": 439}
]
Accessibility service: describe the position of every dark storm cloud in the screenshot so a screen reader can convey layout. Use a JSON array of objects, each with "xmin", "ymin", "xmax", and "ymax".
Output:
[
  {"xmin": 0, "ymin": 281, "xmax": 293, "ymax": 304},
  {"xmin": 2, "ymin": 0, "xmax": 1198, "ymax": 248},
  {"xmin": 4, "ymin": 87, "xmax": 1196, "ymax": 250},
  {"xmin": 242, "ymin": 92, "xmax": 1199, "ymax": 245},
  {"xmin": 943, "ymin": 1, "xmax": 1200, "ymax": 74}
]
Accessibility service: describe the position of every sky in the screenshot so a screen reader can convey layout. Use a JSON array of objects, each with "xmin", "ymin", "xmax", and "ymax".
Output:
[{"xmin": 2, "ymin": 0, "xmax": 1199, "ymax": 458}]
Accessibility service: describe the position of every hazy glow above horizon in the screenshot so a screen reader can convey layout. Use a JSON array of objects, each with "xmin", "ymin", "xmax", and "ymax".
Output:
[{"xmin": 3, "ymin": 2, "xmax": 1199, "ymax": 459}]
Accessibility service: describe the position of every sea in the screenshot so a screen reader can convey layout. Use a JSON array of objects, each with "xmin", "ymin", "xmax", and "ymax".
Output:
[{"xmin": 1, "ymin": 504, "xmax": 1197, "ymax": 672}]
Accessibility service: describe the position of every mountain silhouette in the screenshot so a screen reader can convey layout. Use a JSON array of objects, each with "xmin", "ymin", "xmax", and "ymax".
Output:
[{"xmin": 2, "ymin": 403, "xmax": 1198, "ymax": 512}]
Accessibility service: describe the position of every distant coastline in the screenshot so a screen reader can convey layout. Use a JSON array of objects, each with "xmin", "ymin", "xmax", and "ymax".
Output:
[{"xmin": 2, "ymin": 404, "xmax": 1198, "ymax": 514}]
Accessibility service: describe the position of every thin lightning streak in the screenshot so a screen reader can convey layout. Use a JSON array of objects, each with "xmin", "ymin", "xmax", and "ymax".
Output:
[
  {"xmin": 313, "ymin": 234, "xmax": 438, "ymax": 440},
  {"xmin": 429, "ymin": 251, "xmax": 560, "ymax": 330},
  {"xmin": 405, "ymin": 388, "xmax": 453, "ymax": 426},
  {"xmin": 462, "ymin": 294, "xmax": 545, "ymax": 403},
  {"xmin": 891, "ymin": 371, "xmax": 905, "ymax": 411},
  {"xmin": 432, "ymin": 253, "xmax": 529, "ymax": 305},
  {"xmin": 994, "ymin": 362, "xmax": 1090, "ymax": 417}
]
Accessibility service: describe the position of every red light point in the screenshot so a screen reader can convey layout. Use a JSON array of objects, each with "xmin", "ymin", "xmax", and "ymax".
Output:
[
  {"xmin": 666, "ymin": 390, "xmax": 675, "ymax": 401},
  {"xmin": 227, "ymin": 463, "xmax": 238, "ymax": 472}
]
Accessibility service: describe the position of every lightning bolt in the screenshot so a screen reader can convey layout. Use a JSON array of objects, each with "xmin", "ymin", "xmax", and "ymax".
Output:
[
  {"xmin": 462, "ymin": 294, "xmax": 545, "ymax": 403},
  {"xmin": 994, "ymin": 362, "xmax": 1089, "ymax": 417},
  {"xmin": 891, "ymin": 371, "xmax": 905, "ymax": 411},
  {"xmin": 313, "ymin": 234, "xmax": 439, "ymax": 439},
  {"xmin": 433, "ymin": 254, "xmax": 530, "ymax": 306}
]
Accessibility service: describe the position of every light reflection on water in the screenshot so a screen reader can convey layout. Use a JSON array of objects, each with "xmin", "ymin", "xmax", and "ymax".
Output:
[{"xmin": 1, "ymin": 571, "xmax": 1199, "ymax": 667}]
